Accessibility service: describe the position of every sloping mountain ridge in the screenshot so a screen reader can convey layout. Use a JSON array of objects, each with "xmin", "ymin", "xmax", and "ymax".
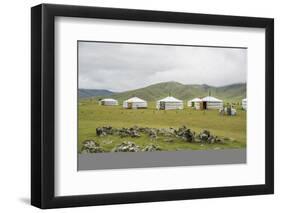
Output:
[
  {"xmin": 109, "ymin": 81, "xmax": 246, "ymax": 102},
  {"xmin": 79, "ymin": 81, "xmax": 246, "ymax": 102},
  {"xmin": 79, "ymin": 89, "xmax": 115, "ymax": 99}
]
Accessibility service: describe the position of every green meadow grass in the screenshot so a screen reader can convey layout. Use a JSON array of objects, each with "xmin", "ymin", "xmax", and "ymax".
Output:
[{"xmin": 78, "ymin": 99, "xmax": 246, "ymax": 152}]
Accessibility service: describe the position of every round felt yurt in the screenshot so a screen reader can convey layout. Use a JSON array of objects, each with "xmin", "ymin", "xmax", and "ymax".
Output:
[
  {"xmin": 242, "ymin": 98, "xmax": 247, "ymax": 110},
  {"xmin": 187, "ymin": 98, "xmax": 202, "ymax": 108},
  {"xmin": 123, "ymin": 97, "xmax": 147, "ymax": 109},
  {"xmin": 156, "ymin": 96, "xmax": 183, "ymax": 110},
  {"xmin": 200, "ymin": 96, "xmax": 223, "ymax": 110},
  {"xmin": 100, "ymin": 98, "xmax": 118, "ymax": 106}
]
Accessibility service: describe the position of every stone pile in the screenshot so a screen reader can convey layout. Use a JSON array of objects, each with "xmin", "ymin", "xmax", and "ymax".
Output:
[
  {"xmin": 96, "ymin": 126, "xmax": 114, "ymax": 136},
  {"xmin": 118, "ymin": 127, "xmax": 141, "ymax": 138},
  {"xmin": 157, "ymin": 128, "xmax": 175, "ymax": 137},
  {"xmin": 147, "ymin": 129, "xmax": 157, "ymax": 139},
  {"xmin": 196, "ymin": 130, "xmax": 224, "ymax": 144},
  {"xmin": 95, "ymin": 126, "xmax": 226, "ymax": 145},
  {"xmin": 142, "ymin": 144, "xmax": 162, "ymax": 152},
  {"xmin": 81, "ymin": 140, "xmax": 104, "ymax": 153},
  {"xmin": 174, "ymin": 126, "xmax": 195, "ymax": 142},
  {"xmin": 112, "ymin": 141, "xmax": 140, "ymax": 152}
]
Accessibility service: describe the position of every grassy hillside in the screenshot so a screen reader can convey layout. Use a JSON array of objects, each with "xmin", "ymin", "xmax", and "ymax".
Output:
[
  {"xmin": 79, "ymin": 81, "xmax": 246, "ymax": 102},
  {"xmin": 106, "ymin": 81, "xmax": 246, "ymax": 103}
]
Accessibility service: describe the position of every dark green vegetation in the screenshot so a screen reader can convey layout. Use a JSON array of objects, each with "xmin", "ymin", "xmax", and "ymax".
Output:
[
  {"xmin": 78, "ymin": 100, "xmax": 246, "ymax": 153},
  {"xmin": 79, "ymin": 89, "xmax": 114, "ymax": 99},
  {"xmin": 79, "ymin": 81, "xmax": 246, "ymax": 103}
]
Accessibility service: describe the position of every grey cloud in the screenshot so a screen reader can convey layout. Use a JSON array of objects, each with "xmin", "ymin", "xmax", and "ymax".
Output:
[{"xmin": 78, "ymin": 41, "xmax": 247, "ymax": 92}]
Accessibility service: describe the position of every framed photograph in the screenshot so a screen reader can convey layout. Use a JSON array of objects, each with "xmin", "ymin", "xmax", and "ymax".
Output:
[{"xmin": 31, "ymin": 4, "xmax": 274, "ymax": 209}]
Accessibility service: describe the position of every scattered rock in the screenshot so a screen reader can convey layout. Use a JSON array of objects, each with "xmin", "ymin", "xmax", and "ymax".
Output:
[
  {"xmin": 199, "ymin": 130, "xmax": 210, "ymax": 142},
  {"xmin": 116, "ymin": 127, "xmax": 141, "ymax": 138},
  {"xmin": 215, "ymin": 138, "xmax": 224, "ymax": 144},
  {"xmin": 112, "ymin": 141, "xmax": 140, "ymax": 152},
  {"xmin": 118, "ymin": 128, "xmax": 130, "ymax": 138},
  {"xmin": 207, "ymin": 135, "xmax": 216, "ymax": 144},
  {"xmin": 148, "ymin": 129, "xmax": 157, "ymax": 139},
  {"xmin": 158, "ymin": 128, "xmax": 175, "ymax": 137},
  {"xmin": 174, "ymin": 126, "xmax": 195, "ymax": 142},
  {"xmin": 138, "ymin": 127, "xmax": 149, "ymax": 133},
  {"xmin": 96, "ymin": 126, "xmax": 113, "ymax": 136},
  {"xmin": 197, "ymin": 130, "xmax": 224, "ymax": 144},
  {"xmin": 81, "ymin": 140, "xmax": 104, "ymax": 153},
  {"xmin": 94, "ymin": 126, "xmax": 228, "ymax": 147},
  {"xmin": 142, "ymin": 144, "xmax": 162, "ymax": 152},
  {"xmin": 130, "ymin": 129, "xmax": 141, "ymax": 138}
]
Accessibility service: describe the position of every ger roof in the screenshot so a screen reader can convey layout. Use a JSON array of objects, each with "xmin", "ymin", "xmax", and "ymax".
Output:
[
  {"xmin": 158, "ymin": 96, "xmax": 183, "ymax": 102},
  {"xmin": 101, "ymin": 98, "xmax": 118, "ymax": 102},
  {"xmin": 202, "ymin": 96, "xmax": 223, "ymax": 102},
  {"xmin": 124, "ymin": 97, "xmax": 147, "ymax": 102}
]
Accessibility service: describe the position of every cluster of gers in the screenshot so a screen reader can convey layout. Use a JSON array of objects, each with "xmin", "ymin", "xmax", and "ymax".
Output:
[{"xmin": 99, "ymin": 96, "xmax": 247, "ymax": 110}]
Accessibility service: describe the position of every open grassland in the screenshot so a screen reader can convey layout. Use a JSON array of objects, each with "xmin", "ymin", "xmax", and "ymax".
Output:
[{"xmin": 78, "ymin": 99, "xmax": 246, "ymax": 152}]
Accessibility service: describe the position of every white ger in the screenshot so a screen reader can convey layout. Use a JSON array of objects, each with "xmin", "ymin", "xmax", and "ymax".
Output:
[
  {"xmin": 123, "ymin": 97, "xmax": 148, "ymax": 109},
  {"xmin": 187, "ymin": 97, "xmax": 202, "ymax": 108},
  {"xmin": 200, "ymin": 96, "xmax": 223, "ymax": 110},
  {"xmin": 156, "ymin": 96, "xmax": 183, "ymax": 110},
  {"xmin": 100, "ymin": 98, "xmax": 118, "ymax": 106},
  {"xmin": 242, "ymin": 98, "xmax": 247, "ymax": 110}
]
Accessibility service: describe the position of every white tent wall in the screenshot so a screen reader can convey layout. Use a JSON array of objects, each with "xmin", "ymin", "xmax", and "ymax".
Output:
[
  {"xmin": 101, "ymin": 101, "xmax": 118, "ymax": 106},
  {"xmin": 156, "ymin": 96, "xmax": 184, "ymax": 110},
  {"xmin": 206, "ymin": 102, "xmax": 223, "ymax": 109},
  {"xmin": 123, "ymin": 97, "xmax": 148, "ymax": 109},
  {"xmin": 190, "ymin": 101, "xmax": 202, "ymax": 108},
  {"xmin": 156, "ymin": 101, "xmax": 183, "ymax": 110},
  {"xmin": 101, "ymin": 99, "xmax": 118, "ymax": 106},
  {"xmin": 188, "ymin": 98, "xmax": 202, "ymax": 108},
  {"xmin": 131, "ymin": 102, "xmax": 147, "ymax": 109},
  {"xmin": 200, "ymin": 96, "xmax": 224, "ymax": 110},
  {"xmin": 123, "ymin": 101, "xmax": 148, "ymax": 109},
  {"xmin": 195, "ymin": 102, "xmax": 201, "ymax": 110}
]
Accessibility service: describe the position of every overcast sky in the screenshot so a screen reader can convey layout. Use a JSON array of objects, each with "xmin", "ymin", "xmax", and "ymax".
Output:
[{"xmin": 78, "ymin": 41, "xmax": 247, "ymax": 92}]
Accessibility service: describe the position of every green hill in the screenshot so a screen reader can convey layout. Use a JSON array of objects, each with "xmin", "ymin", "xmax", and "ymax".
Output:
[
  {"xmin": 79, "ymin": 89, "xmax": 115, "ymax": 99},
  {"xmin": 79, "ymin": 81, "xmax": 246, "ymax": 102},
  {"xmin": 107, "ymin": 81, "xmax": 246, "ymax": 103}
]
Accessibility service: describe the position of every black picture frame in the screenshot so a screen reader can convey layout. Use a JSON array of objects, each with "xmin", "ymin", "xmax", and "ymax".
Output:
[{"xmin": 31, "ymin": 3, "xmax": 274, "ymax": 209}]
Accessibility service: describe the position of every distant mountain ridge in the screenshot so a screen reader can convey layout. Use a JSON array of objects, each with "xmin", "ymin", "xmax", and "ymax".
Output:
[
  {"xmin": 79, "ymin": 81, "xmax": 246, "ymax": 102},
  {"xmin": 79, "ymin": 89, "xmax": 115, "ymax": 99}
]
